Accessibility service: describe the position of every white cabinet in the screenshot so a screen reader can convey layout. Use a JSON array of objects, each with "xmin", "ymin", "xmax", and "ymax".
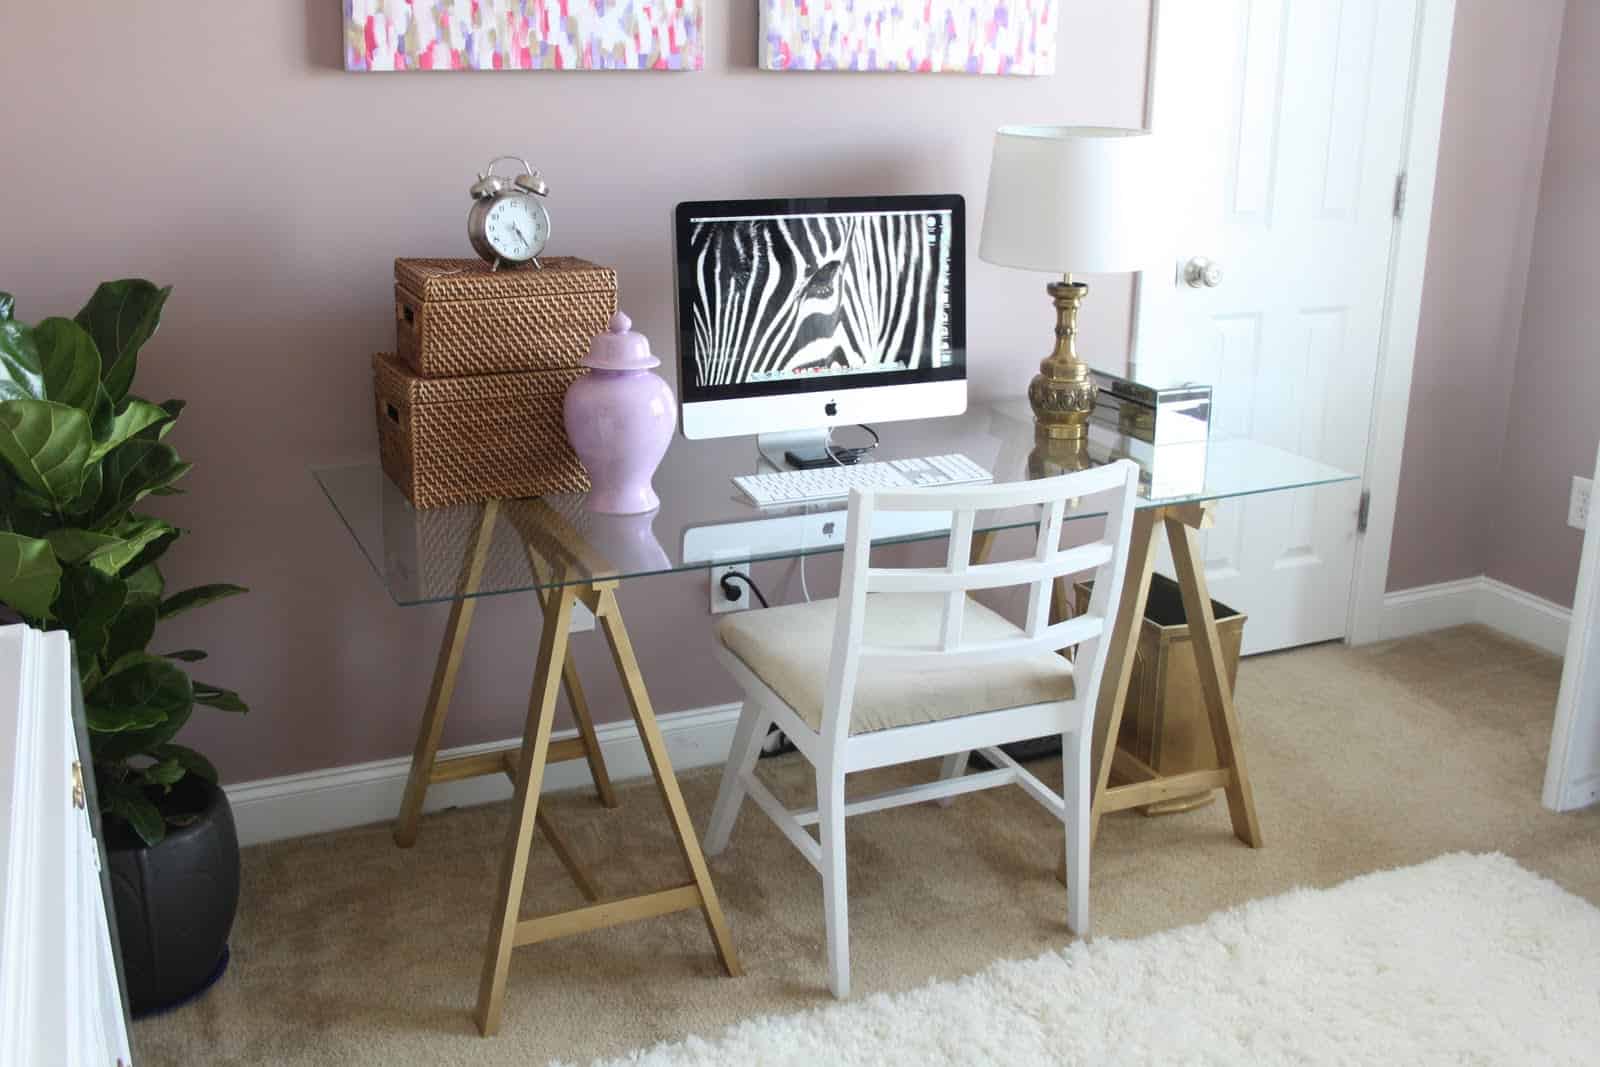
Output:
[{"xmin": 0, "ymin": 625, "xmax": 133, "ymax": 1066}]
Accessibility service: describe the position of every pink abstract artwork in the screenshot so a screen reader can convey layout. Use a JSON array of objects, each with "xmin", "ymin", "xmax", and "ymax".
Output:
[
  {"xmin": 344, "ymin": 0, "xmax": 703, "ymax": 72},
  {"xmin": 761, "ymin": 0, "xmax": 1056, "ymax": 75}
]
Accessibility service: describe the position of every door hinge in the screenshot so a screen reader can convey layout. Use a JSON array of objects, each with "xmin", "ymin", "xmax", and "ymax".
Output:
[
  {"xmin": 71, "ymin": 759, "xmax": 86, "ymax": 810},
  {"xmin": 1392, "ymin": 171, "xmax": 1408, "ymax": 220},
  {"xmin": 1357, "ymin": 489, "xmax": 1372, "ymax": 534}
]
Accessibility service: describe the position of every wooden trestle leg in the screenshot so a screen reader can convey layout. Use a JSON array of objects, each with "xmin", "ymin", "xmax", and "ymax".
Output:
[{"xmin": 474, "ymin": 575, "xmax": 741, "ymax": 1037}]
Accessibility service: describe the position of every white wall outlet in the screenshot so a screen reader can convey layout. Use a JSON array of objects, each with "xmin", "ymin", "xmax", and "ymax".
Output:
[
  {"xmin": 1570, "ymin": 475, "xmax": 1593, "ymax": 531},
  {"xmin": 710, "ymin": 564, "xmax": 752, "ymax": 615},
  {"xmin": 569, "ymin": 600, "xmax": 596, "ymax": 633}
]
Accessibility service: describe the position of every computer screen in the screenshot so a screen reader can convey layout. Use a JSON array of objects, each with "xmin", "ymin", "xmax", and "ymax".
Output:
[{"xmin": 674, "ymin": 196, "xmax": 966, "ymax": 406}]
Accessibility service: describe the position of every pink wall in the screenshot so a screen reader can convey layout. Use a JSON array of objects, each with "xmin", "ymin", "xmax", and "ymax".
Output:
[
  {"xmin": 0, "ymin": 2, "xmax": 1149, "ymax": 782},
  {"xmin": 0, "ymin": 1, "xmax": 1576, "ymax": 786},
  {"xmin": 1386, "ymin": 0, "xmax": 1566, "ymax": 593},
  {"xmin": 1486, "ymin": 0, "xmax": 1600, "ymax": 606}
]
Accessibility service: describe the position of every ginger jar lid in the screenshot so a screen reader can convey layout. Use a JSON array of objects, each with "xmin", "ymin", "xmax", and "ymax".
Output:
[{"xmin": 582, "ymin": 311, "xmax": 660, "ymax": 371}]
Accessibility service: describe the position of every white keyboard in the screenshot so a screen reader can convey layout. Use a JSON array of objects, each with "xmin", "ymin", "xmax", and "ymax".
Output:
[{"xmin": 733, "ymin": 454, "xmax": 993, "ymax": 507}]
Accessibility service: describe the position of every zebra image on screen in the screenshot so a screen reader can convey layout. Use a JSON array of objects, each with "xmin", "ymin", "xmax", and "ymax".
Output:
[{"xmin": 688, "ymin": 212, "xmax": 953, "ymax": 389}]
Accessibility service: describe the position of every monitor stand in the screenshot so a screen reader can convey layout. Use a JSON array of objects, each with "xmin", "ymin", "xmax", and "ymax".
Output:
[{"xmin": 756, "ymin": 428, "xmax": 831, "ymax": 470}]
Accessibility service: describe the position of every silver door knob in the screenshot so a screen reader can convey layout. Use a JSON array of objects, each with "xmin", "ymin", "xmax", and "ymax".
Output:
[{"xmin": 1183, "ymin": 257, "xmax": 1224, "ymax": 288}]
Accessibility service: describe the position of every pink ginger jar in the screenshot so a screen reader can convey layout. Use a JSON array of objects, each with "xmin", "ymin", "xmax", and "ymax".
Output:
[{"xmin": 563, "ymin": 311, "xmax": 676, "ymax": 514}]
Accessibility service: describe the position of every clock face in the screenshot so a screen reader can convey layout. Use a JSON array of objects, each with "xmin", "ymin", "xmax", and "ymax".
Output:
[{"xmin": 483, "ymin": 196, "xmax": 549, "ymax": 262}]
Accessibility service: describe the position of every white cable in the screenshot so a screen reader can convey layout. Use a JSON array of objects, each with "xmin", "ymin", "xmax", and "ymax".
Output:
[{"xmin": 799, "ymin": 552, "xmax": 812, "ymax": 602}]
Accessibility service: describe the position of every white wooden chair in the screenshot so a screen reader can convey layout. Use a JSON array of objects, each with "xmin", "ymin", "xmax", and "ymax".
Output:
[{"xmin": 703, "ymin": 461, "xmax": 1140, "ymax": 997}]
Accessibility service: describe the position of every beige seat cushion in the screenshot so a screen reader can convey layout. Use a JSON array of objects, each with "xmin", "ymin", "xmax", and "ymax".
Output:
[{"xmin": 715, "ymin": 593, "xmax": 1075, "ymax": 735}]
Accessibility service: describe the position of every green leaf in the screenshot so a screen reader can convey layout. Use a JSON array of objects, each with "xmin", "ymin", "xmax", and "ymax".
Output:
[
  {"xmin": 102, "ymin": 601, "xmax": 156, "ymax": 667},
  {"xmin": 141, "ymin": 398, "xmax": 184, "ymax": 441},
  {"xmin": 53, "ymin": 565, "xmax": 125, "ymax": 664},
  {"xmin": 138, "ymin": 756, "xmax": 186, "ymax": 787},
  {"xmin": 45, "ymin": 519, "xmax": 174, "ymax": 577},
  {"xmin": 152, "ymin": 742, "xmax": 216, "ymax": 784},
  {"xmin": 161, "ymin": 648, "xmax": 207, "ymax": 662},
  {"xmin": 193, "ymin": 681, "xmax": 247, "ymax": 713},
  {"xmin": 0, "ymin": 471, "xmax": 57, "ymax": 537},
  {"xmin": 0, "ymin": 398, "xmax": 92, "ymax": 508},
  {"xmin": 85, "ymin": 653, "xmax": 192, "ymax": 736},
  {"xmin": 33, "ymin": 317, "xmax": 101, "ymax": 413},
  {"xmin": 44, "ymin": 528, "xmax": 120, "ymax": 564},
  {"xmin": 84, "ymin": 439, "xmax": 189, "ymax": 525},
  {"xmin": 74, "ymin": 280, "xmax": 170, "ymax": 404},
  {"xmin": 100, "ymin": 776, "xmax": 165, "ymax": 846},
  {"xmin": 122, "ymin": 528, "xmax": 179, "ymax": 577},
  {"xmin": 91, "ymin": 689, "xmax": 192, "ymax": 764},
  {"xmin": 123, "ymin": 563, "xmax": 163, "ymax": 606},
  {"xmin": 0, "ymin": 320, "xmax": 44, "ymax": 403},
  {"xmin": 84, "ymin": 517, "xmax": 174, "ymax": 578},
  {"xmin": 159, "ymin": 583, "xmax": 247, "ymax": 621},
  {"xmin": 0, "ymin": 531, "xmax": 62, "ymax": 619},
  {"xmin": 90, "ymin": 398, "xmax": 173, "ymax": 462},
  {"xmin": 0, "ymin": 292, "xmax": 13, "ymax": 321}
]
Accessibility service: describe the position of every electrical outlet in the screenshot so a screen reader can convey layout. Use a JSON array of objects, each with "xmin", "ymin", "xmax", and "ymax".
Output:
[
  {"xmin": 569, "ymin": 600, "xmax": 596, "ymax": 633},
  {"xmin": 1570, "ymin": 475, "xmax": 1593, "ymax": 531},
  {"xmin": 710, "ymin": 564, "xmax": 751, "ymax": 615}
]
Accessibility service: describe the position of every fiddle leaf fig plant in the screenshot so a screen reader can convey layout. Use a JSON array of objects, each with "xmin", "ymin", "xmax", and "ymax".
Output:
[{"xmin": 0, "ymin": 281, "xmax": 247, "ymax": 846}]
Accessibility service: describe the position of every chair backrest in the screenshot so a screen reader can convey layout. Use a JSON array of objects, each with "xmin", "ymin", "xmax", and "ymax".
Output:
[{"xmin": 820, "ymin": 460, "xmax": 1141, "ymax": 744}]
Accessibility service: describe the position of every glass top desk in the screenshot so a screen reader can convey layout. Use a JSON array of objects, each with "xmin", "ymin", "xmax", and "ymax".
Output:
[
  {"xmin": 318, "ymin": 399, "xmax": 1352, "ymax": 605},
  {"xmin": 315, "ymin": 398, "xmax": 1355, "ymax": 1036}
]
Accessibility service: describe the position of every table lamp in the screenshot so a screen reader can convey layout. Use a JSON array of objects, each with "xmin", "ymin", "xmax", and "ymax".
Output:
[{"xmin": 980, "ymin": 125, "xmax": 1158, "ymax": 440}]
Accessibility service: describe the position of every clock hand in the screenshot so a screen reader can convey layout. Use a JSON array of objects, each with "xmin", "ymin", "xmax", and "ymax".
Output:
[{"xmin": 514, "ymin": 224, "xmax": 532, "ymax": 247}]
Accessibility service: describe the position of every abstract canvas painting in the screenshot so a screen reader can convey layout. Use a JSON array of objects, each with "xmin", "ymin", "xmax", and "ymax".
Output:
[
  {"xmin": 760, "ymin": 0, "xmax": 1056, "ymax": 74},
  {"xmin": 344, "ymin": 0, "xmax": 703, "ymax": 72}
]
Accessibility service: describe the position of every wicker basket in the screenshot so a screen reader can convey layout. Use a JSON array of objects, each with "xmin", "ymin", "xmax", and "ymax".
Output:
[
  {"xmin": 373, "ymin": 352, "xmax": 590, "ymax": 508},
  {"xmin": 394, "ymin": 257, "xmax": 617, "ymax": 377}
]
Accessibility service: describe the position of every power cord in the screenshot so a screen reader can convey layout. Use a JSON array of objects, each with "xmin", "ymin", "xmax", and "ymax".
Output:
[
  {"xmin": 826, "ymin": 423, "xmax": 880, "ymax": 465},
  {"xmin": 718, "ymin": 570, "xmax": 769, "ymax": 608},
  {"xmin": 713, "ymin": 569, "xmax": 795, "ymax": 758}
]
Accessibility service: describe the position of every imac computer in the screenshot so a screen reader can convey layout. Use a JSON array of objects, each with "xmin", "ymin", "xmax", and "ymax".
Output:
[{"xmin": 674, "ymin": 195, "xmax": 967, "ymax": 468}]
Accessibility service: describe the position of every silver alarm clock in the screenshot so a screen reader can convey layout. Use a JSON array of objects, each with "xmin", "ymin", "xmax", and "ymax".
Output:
[{"xmin": 467, "ymin": 156, "xmax": 551, "ymax": 270}]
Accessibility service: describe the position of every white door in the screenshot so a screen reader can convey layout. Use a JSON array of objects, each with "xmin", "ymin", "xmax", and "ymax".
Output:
[{"xmin": 1134, "ymin": 0, "xmax": 1418, "ymax": 653}]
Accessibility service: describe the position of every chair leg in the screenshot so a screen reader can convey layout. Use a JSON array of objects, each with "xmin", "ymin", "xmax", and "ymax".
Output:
[
  {"xmin": 1063, "ymin": 729, "xmax": 1091, "ymax": 938},
  {"xmin": 818, "ymin": 761, "xmax": 850, "ymax": 998},
  {"xmin": 704, "ymin": 704, "xmax": 769, "ymax": 856},
  {"xmin": 935, "ymin": 751, "xmax": 971, "ymax": 808}
]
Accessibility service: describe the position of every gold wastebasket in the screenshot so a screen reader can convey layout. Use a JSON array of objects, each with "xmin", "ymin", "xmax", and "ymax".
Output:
[{"xmin": 1076, "ymin": 573, "xmax": 1247, "ymax": 815}]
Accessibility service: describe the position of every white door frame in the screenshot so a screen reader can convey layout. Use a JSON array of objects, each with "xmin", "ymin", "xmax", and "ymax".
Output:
[
  {"xmin": 1133, "ymin": 0, "xmax": 1459, "ymax": 646},
  {"xmin": 1346, "ymin": 0, "xmax": 1458, "ymax": 644},
  {"xmin": 1543, "ymin": 441, "xmax": 1600, "ymax": 813}
]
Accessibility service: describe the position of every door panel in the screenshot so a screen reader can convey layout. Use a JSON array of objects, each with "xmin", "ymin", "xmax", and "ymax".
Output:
[{"xmin": 1138, "ymin": 0, "xmax": 1416, "ymax": 653}]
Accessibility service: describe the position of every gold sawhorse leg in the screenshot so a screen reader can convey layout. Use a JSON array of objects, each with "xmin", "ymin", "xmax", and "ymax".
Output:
[
  {"xmin": 1087, "ymin": 503, "xmax": 1263, "ymax": 848},
  {"xmin": 392, "ymin": 500, "xmax": 617, "ymax": 851},
  {"xmin": 475, "ymin": 574, "xmax": 741, "ymax": 1037}
]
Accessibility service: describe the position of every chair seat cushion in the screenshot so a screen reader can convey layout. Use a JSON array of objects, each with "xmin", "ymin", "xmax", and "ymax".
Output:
[{"xmin": 715, "ymin": 593, "xmax": 1075, "ymax": 735}]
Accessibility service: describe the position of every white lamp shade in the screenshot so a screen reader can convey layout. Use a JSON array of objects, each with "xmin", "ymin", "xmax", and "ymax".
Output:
[{"xmin": 979, "ymin": 125, "xmax": 1161, "ymax": 275}]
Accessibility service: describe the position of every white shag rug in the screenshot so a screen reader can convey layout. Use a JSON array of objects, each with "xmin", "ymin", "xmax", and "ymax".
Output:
[{"xmin": 577, "ymin": 853, "xmax": 1600, "ymax": 1066}]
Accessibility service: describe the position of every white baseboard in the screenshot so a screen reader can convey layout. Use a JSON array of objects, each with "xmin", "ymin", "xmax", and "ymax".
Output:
[
  {"xmin": 1381, "ymin": 576, "xmax": 1571, "ymax": 655},
  {"xmin": 225, "ymin": 702, "xmax": 743, "ymax": 848}
]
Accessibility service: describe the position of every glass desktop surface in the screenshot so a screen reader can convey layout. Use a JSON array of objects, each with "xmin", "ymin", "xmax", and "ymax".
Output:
[{"xmin": 315, "ymin": 400, "xmax": 1356, "ymax": 607}]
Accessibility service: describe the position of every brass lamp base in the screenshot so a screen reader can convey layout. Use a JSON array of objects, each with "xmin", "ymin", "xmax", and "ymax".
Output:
[
  {"xmin": 1029, "ymin": 279, "xmax": 1099, "ymax": 440},
  {"xmin": 1027, "ymin": 426, "xmax": 1095, "ymax": 480}
]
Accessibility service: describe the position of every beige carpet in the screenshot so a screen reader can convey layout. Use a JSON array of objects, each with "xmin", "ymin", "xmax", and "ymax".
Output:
[{"xmin": 134, "ymin": 625, "xmax": 1600, "ymax": 1066}]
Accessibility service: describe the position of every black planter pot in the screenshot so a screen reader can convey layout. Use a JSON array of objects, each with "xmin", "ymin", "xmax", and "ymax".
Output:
[{"xmin": 106, "ymin": 774, "xmax": 240, "ymax": 1017}]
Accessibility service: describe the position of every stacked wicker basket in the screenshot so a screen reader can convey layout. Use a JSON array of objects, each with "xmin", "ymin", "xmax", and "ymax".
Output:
[{"xmin": 374, "ymin": 257, "xmax": 618, "ymax": 508}]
